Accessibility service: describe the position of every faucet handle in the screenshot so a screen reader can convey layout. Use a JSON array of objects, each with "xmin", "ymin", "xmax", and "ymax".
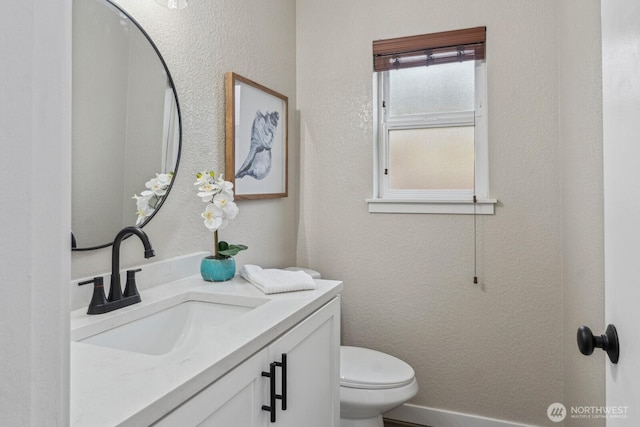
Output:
[
  {"xmin": 82, "ymin": 277, "xmax": 108, "ymax": 315},
  {"xmin": 78, "ymin": 277, "xmax": 99, "ymax": 287},
  {"xmin": 123, "ymin": 268, "xmax": 142, "ymax": 299}
]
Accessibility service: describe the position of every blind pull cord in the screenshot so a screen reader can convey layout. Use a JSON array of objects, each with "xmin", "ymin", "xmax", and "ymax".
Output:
[{"xmin": 473, "ymin": 195, "xmax": 478, "ymax": 284}]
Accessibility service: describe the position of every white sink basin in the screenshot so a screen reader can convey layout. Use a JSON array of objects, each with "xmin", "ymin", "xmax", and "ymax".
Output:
[{"xmin": 72, "ymin": 292, "xmax": 268, "ymax": 355}]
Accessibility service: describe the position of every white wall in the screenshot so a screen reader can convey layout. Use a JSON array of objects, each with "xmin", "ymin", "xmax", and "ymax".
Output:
[
  {"xmin": 71, "ymin": 0, "xmax": 299, "ymax": 280},
  {"xmin": 559, "ymin": 1, "xmax": 605, "ymax": 425},
  {"xmin": 297, "ymin": 1, "xmax": 564, "ymax": 425},
  {"xmin": 0, "ymin": 0, "xmax": 71, "ymax": 425}
]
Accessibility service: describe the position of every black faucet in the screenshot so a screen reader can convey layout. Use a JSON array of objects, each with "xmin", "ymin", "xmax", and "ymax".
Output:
[
  {"xmin": 108, "ymin": 226, "xmax": 155, "ymax": 301},
  {"xmin": 85, "ymin": 226, "xmax": 155, "ymax": 315}
]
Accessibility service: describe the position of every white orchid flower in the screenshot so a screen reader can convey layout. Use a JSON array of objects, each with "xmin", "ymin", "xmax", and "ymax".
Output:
[
  {"xmin": 156, "ymin": 173, "xmax": 172, "ymax": 186},
  {"xmin": 135, "ymin": 208, "xmax": 153, "ymax": 225},
  {"xmin": 213, "ymin": 195, "xmax": 238, "ymax": 220},
  {"xmin": 198, "ymin": 181, "xmax": 217, "ymax": 193},
  {"xmin": 213, "ymin": 191, "xmax": 234, "ymax": 206},
  {"xmin": 197, "ymin": 192, "xmax": 215, "ymax": 202},
  {"xmin": 201, "ymin": 203, "xmax": 224, "ymax": 231},
  {"xmin": 132, "ymin": 172, "xmax": 173, "ymax": 224},
  {"xmin": 194, "ymin": 170, "xmax": 214, "ymax": 186},
  {"xmin": 195, "ymin": 169, "xmax": 242, "ymax": 249},
  {"xmin": 210, "ymin": 193, "xmax": 237, "ymax": 229},
  {"xmin": 197, "ymin": 181, "xmax": 218, "ymax": 202},
  {"xmin": 133, "ymin": 194, "xmax": 154, "ymax": 225},
  {"xmin": 133, "ymin": 193, "xmax": 151, "ymax": 204},
  {"xmin": 146, "ymin": 176, "xmax": 169, "ymax": 197},
  {"xmin": 215, "ymin": 178, "xmax": 234, "ymax": 196}
]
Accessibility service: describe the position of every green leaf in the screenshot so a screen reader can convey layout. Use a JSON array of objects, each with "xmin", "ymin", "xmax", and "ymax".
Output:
[
  {"xmin": 217, "ymin": 243, "xmax": 248, "ymax": 257},
  {"xmin": 218, "ymin": 248, "xmax": 240, "ymax": 257},
  {"xmin": 229, "ymin": 244, "xmax": 248, "ymax": 251}
]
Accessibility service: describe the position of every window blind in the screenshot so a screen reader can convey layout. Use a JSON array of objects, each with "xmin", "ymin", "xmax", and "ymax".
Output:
[{"xmin": 373, "ymin": 26, "xmax": 486, "ymax": 72}]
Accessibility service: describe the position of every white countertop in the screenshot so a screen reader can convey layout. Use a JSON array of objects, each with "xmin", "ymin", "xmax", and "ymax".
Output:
[{"xmin": 70, "ymin": 274, "xmax": 342, "ymax": 426}]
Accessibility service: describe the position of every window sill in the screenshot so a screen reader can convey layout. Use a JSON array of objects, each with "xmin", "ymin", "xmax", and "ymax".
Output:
[{"xmin": 366, "ymin": 198, "xmax": 497, "ymax": 214}]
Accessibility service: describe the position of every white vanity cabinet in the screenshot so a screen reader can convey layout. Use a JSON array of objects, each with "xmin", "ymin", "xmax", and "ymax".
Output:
[{"xmin": 154, "ymin": 297, "xmax": 340, "ymax": 427}]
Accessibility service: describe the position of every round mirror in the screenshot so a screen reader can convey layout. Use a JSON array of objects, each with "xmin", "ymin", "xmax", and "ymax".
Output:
[{"xmin": 72, "ymin": 0, "xmax": 181, "ymax": 250}]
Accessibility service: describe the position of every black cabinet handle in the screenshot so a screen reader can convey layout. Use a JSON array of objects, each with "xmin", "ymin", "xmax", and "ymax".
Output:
[
  {"xmin": 577, "ymin": 324, "xmax": 619, "ymax": 364},
  {"xmin": 262, "ymin": 362, "xmax": 277, "ymax": 422},
  {"xmin": 261, "ymin": 354, "xmax": 288, "ymax": 422},
  {"xmin": 275, "ymin": 353, "xmax": 287, "ymax": 411}
]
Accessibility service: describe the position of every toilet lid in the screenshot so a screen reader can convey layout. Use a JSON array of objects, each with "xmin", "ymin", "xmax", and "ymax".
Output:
[{"xmin": 340, "ymin": 346, "xmax": 415, "ymax": 390}]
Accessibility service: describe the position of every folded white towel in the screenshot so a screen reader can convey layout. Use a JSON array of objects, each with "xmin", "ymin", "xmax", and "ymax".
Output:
[{"xmin": 239, "ymin": 264, "xmax": 317, "ymax": 294}]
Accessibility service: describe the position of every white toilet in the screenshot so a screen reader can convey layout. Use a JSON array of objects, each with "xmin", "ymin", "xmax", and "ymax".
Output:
[
  {"xmin": 284, "ymin": 268, "xmax": 418, "ymax": 427},
  {"xmin": 340, "ymin": 346, "xmax": 418, "ymax": 427}
]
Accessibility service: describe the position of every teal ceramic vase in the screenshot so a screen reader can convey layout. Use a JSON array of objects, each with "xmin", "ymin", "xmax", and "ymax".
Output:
[{"xmin": 200, "ymin": 256, "xmax": 236, "ymax": 282}]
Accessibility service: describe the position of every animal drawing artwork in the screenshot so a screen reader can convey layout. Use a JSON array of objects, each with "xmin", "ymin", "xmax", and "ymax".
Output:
[{"xmin": 235, "ymin": 110, "xmax": 280, "ymax": 180}]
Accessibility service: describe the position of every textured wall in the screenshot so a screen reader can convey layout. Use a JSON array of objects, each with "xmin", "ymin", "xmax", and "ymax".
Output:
[
  {"xmin": 559, "ymin": 1, "xmax": 605, "ymax": 424},
  {"xmin": 71, "ymin": 0, "xmax": 298, "ymax": 279},
  {"xmin": 296, "ymin": 1, "xmax": 563, "ymax": 425}
]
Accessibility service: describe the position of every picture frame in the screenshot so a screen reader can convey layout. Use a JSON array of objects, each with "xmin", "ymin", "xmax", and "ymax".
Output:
[{"xmin": 225, "ymin": 72, "xmax": 288, "ymax": 199}]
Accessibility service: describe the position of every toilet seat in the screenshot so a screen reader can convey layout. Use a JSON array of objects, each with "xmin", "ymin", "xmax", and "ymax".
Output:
[{"xmin": 340, "ymin": 346, "xmax": 415, "ymax": 390}]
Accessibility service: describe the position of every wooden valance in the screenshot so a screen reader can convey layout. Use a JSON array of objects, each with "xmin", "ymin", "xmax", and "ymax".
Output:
[{"xmin": 373, "ymin": 26, "xmax": 486, "ymax": 71}]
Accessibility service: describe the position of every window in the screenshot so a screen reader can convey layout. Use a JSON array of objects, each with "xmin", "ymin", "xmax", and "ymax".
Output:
[{"xmin": 368, "ymin": 27, "xmax": 495, "ymax": 214}]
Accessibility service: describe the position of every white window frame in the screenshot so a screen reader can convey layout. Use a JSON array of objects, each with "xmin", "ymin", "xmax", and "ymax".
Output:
[{"xmin": 367, "ymin": 60, "xmax": 496, "ymax": 214}]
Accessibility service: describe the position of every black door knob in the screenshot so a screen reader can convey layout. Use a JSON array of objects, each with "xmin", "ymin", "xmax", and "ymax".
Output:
[{"xmin": 577, "ymin": 324, "xmax": 619, "ymax": 364}]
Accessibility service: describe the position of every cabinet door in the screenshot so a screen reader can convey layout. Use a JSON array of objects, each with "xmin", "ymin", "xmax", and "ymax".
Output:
[
  {"xmin": 266, "ymin": 297, "xmax": 341, "ymax": 427},
  {"xmin": 154, "ymin": 349, "xmax": 267, "ymax": 427},
  {"xmin": 154, "ymin": 296, "xmax": 341, "ymax": 427}
]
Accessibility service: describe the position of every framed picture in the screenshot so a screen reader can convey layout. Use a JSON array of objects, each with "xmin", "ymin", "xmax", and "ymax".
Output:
[{"xmin": 225, "ymin": 72, "xmax": 288, "ymax": 199}]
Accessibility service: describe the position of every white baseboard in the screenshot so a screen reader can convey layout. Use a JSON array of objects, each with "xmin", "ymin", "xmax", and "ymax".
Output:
[{"xmin": 384, "ymin": 403, "xmax": 535, "ymax": 427}]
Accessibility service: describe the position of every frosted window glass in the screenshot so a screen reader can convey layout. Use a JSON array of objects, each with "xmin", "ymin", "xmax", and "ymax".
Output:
[
  {"xmin": 388, "ymin": 127, "xmax": 474, "ymax": 190},
  {"xmin": 388, "ymin": 62, "xmax": 475, "ymax": 116}
]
